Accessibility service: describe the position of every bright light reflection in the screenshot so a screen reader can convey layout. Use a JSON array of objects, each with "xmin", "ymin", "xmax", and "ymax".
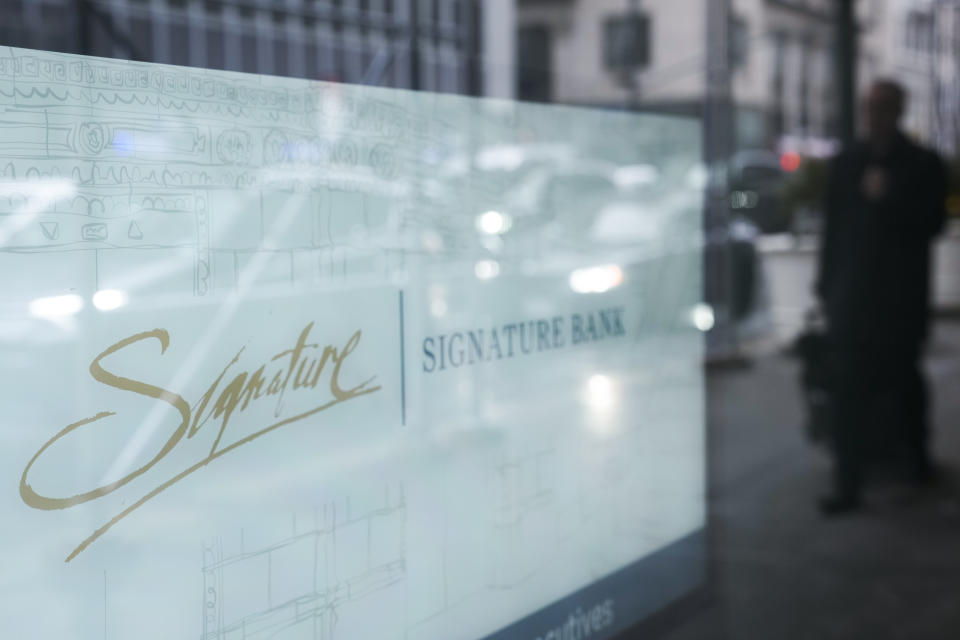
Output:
[
  {"xmin": 474, "ymin": 259, "xmax": 500, "ymax": 280},
  {"xmin": 430, "ymin": 299, "xmax": 448, "ymax": 318},
  {"xmin": 692, "ymin": 303, "xmax": 715, "ymax": 332},
  {"xmin": 569, "ymin": 265, "xmax": 623, "ymax": 294},
  {"xmin": 29, "ymin": 294, "xmax": 84, "ymax": 319},
  {"xmin": 685, "ymin": 163, "xmax": 709, "ymax": 190},
  {"xmin": 0, "ymin": 178, "xmax": 78, "ymax": 245},
  {"xmin": 0, "ymin": 178, "xmax": 77, "ymax": 213},
  {"xmin": 92, "ymin": 289, "xmax": 129, "ymax": 311},
  {"xmin": 613, "ymin": 164, "xmax": 660, "ymax": 188},
  {"xmin": 475, "ymin": 145, "xmax": 525, "ymax": 171},
  {"xmin": 585, "ymin": 374, "xmax": 618, "ymax": 435},
  {"xmin": 476, "ymin": 210, "xmax": 512, "ymax": 235},
  {"xmin": 421, "ymin": 230, "xmax": 444, "ymax": 253}
]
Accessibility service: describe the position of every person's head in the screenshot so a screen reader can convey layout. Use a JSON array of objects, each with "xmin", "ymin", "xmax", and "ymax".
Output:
[{"xmin": 863, "ymin": 78, "xmax": 906, "ymax": 145}]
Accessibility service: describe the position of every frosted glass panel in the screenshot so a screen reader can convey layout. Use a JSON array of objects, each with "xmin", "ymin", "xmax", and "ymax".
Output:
[{"xmin": 0, "ymin": 46, "xmax": 704, "ymax": 639}]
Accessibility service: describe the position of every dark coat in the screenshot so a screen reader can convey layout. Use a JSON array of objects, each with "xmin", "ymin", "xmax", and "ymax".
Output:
[{"xmin": 816, "ymin": 134, "xmax": 947, "ymax": 345}]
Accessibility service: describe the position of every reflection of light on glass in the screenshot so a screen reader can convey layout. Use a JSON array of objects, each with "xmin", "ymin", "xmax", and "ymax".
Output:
[
  {"xmin": 430, "ymin": 299, "xmax": 448, "ymax": 318},
  {"xmin": 429, "ymin": 284, "xmax": 448, "ymax": 318},
  {"xmin": 100, "ymin": 191, "xmax": 312, "ymax": 489},
  {"xmin": 112, "ymin": 129, "xmax": 135, "ymax": 155},
  {"xmin": 476, "ymin": 210, "xmax": 512, "ymax": 235},
  {"xmin": 613, "ymin": 164, "xmax": 660, "ymax": 188},
  {"xmin": 686, "ymin": 163, "xmax": 709, "ymax": 189},
  {"xmin": 592, "ymin": 203, "xmax": 658, "ymax": 244},
  {"xmin": 588, "ymin": 374, "xmax": 614, "ymax": 408},
  {"xmin": 0, "ymin": 178, "xmax": 78, "ymax": 255},
  {"xmin": 729, "ymin": 190, "xmax": 759, "ymax": 209},
  {"xmin": 584, "ymin": 374, "xmax": 618, "ymax": 435},
  {"xmin": 569, "ymin": 265, "xmax": 623, "ymax": 294},
  {"xmin": 474, "ymin": 259, "xmax": 500, "ymax": 280},
  {"xmin": 0, "ymin": 177, "xmax": 77, "ymax": 221},
  {"xmin": 691, "ymin": 303, "xmax": 715, "ymax": 332},
  {"xmin": 259, "ymin": 165, "xmax": 322, "ymax": 185},
  {"xmin": 92, "ymin": 289, "xmax": 128, "ymax": 312},
  {"xmin": 480, "ymin": 234, "xmax": 504, "ymax": 253},
  {"xmin": 29, "ymin": 294, "xmax": 84, "ymax": 319},
  {"xmin": 475, "ymin": 145, "xmax": 525, "ymax": 171},
  {"xmin": 421, "ymin": 230, "xmax": 444, "ymax": 253},
  {"xmin": 780, "ymin": 151, "xmax": 802, "ymax": 172}
]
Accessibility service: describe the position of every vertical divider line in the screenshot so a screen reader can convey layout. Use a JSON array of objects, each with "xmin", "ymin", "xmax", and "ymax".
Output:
[{"xmin": 399, "ymin": 289, "xmax": 407, "ymax": 425}]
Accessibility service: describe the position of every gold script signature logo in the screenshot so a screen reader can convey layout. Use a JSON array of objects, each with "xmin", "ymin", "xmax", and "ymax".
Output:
[{"xmin": 19, "ymin": 322, "xmax": 380, "ymax": 562}]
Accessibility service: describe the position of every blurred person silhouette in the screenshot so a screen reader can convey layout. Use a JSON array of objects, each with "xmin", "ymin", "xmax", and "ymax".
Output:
[{"xmin": 815, "ymin": 78, "xmax": 947, "ymax": 515}]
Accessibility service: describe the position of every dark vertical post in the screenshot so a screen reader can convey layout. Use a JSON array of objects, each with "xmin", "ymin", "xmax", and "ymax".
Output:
[
  {"xmin": 704, "ymin": 0, "xmax": 737, "ymax": 357},
  {"xmin": 467, "ymin": 0, "xmax": 483, "ymax": 96},
  {"xmin": 836, "ymin": 0, "xmax": 857, "ymax": 146},
  {"xmin": 704, "ymin": 0, "xmax": 731, "ymax": 175},
  {"xmin": 929, "ymin": 0, "xmax": 941, "ymax": 151},
  {"xmin": 626, "ymin": 0, "xmax": 642, "ymax": 110},
  {"xmin": 409, "ymin": 0, "xmax": 421, "ymax": 90},
  {"xmin": 800, "ymin": 34, "xmax": 811, "ymax": 132},
  {"xmin": 334, "ymin": 0, "xmax": 344, "ymax": 82},
  {"xmin": 77, "ymin": 0, "xmax": 92, "ymax": 55}
]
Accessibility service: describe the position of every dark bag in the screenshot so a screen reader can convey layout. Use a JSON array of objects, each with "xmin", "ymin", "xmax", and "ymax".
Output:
[{"xmin": 791, "ymin": 311, "xmax": 834, "ymax": 445}]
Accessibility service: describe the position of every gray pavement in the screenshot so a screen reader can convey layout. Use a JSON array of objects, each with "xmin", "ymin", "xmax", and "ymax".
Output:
[{"xmin": 658, "ymin": 231, "xmax": 960, "ymax": 639}]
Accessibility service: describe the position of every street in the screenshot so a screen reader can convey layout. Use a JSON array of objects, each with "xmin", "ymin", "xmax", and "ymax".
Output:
[{"xmin": 661, "ymin": 222, "xmax": 960, "ymax": 639}]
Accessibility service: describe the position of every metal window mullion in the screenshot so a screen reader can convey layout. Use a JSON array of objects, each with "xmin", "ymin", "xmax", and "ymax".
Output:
[
  {"xmin": 427, "ymin": 0, "xmax": 439, "ymax": 92},
  {"xmin": 187, "ymin": 0, "xmax": 207, "ymax": 69},
  {"xmin": 306, "ymin": 12, "xmax": 322, "ymax": 81},
  {"xmin": 392, "ymin": 0, "xmax": 411, "ymax": 88},
  {"xmin": 150, "ymin": 0, "xmax": 173, "ymax": 63},
  {"xmin": 342, "ymin": 0, "xmax": 362, "ymax": 83},
  {"xmin": 366, "ymin": 0, "xmax": 389, "ymax": 86},
  {"xmin": 286, "ymin": 0, "xmax": 306, "ymax": 78},
  {"xmin": 799, "ymin": 35, "xmax": 810, "ymax": 133},
  {"xmin": 221, "ymin": 1, "xmax": 243, "ymax": 72},
  {"xmin": 104, "ymin": 0, "xmax": 129, "ymax": 59},
  {"xmin": 409, "ymin": 0, "xmax": 422, "ymax": 90},
  {"xmin": 436, "ymin": 0, "xmax": 450, "ymax": 92},
  {"xmin": 20, "ymin": 0, "xmax": 40, "ymax": 49},
  {"xmin": 367, "ymin": 0, "xmax": 383, "ymax": 84},
  {"xmin": 255, "ymin": 0, "xmax": 274, "ymax": 75},
  {"xmin": 315, "ymin": 11, "xmax": 334, "ymax": 81},
  {"xmin": 783, "ymin": 35, "xmax": 798, "ymax": 136},
  {"xmin": 444, "ymin": 0, "xmax": 463, "ymax": 93},
  {"xmin": 331, "ymin": 0, "xmax": 345, "ymax": 82}
]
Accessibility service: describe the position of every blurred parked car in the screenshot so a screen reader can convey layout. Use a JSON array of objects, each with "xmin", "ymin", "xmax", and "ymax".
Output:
[
  {"xmin": 472, "ymin": 157, "xmax": 770, "ymax": 337},
  {"xmin": 727, "ymin": 150, "xmax": 790, "ymax": 234}
]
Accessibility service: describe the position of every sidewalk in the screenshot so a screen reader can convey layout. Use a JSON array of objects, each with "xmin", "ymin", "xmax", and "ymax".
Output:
[
  {"xmin": 664, "ymin": 318, "xmax": 960, "ymax": 640},
  {"xmin": 755, "ymin": 218, "xmax": 960, "ymax": 350}
]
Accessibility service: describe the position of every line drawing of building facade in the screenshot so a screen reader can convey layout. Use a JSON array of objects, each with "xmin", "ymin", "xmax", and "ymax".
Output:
[{"xmin": 201, "ymin": 486, "xmax": 406, "ymax": 640}]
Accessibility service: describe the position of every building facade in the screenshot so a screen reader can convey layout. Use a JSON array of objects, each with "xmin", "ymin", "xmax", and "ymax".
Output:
[
  {"xmin": 863, "ymin": 0, "xmax": 960, "ymax": 156},
  {"xmin": 0, "ymin": 0, "xmax": 515, "ymax": 98},
  {"xmin": 516, "ymin": 0, "xmax": 960, "ymax": 155}
]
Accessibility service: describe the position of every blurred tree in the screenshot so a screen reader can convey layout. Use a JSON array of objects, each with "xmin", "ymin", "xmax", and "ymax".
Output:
[{"xmin": 780, "ymin": 157, "xmax": 829, "ymax": 229}]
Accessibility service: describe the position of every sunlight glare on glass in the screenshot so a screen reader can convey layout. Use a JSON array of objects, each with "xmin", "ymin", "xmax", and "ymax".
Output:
[
  {"xmin": 428, "ymin": 284, "xmax": 448, "ymax": 318},
  {"xmin": 28, "ymin": 294, "xmax": 84, "ymax": 319},
  {"xmin": 569, "ymin": 265, "xmax": 623, "ymax": 294},
  {"xmin": 92, "ymin": 289, "xmax": 129, "ymax": 312},
  {"xmin": 476, "ymin": 210, "xmax": 512, "ymax": 235},
  {"xmin": 585, "ymin": 374, "xmax": 617, "ymax": 417},
  {"xmin": 685, "ymin": 163, "xmax": 709, "ymax": 190},
  {"xmin": 474, "ymin": 259, "xmax": 500, "ymax": 280},
  {"xmin": 691, "ymin": 303, "xmax": 715, "ymax": 332}
]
